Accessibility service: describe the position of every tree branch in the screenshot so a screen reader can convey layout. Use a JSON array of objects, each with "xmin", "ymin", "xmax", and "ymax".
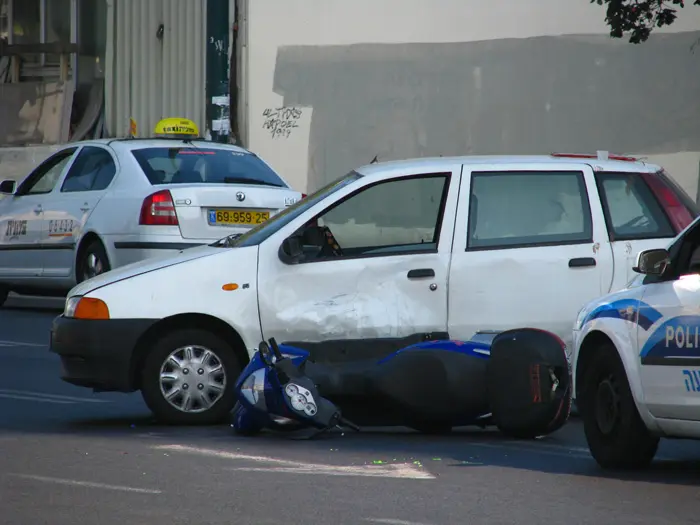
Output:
[{"xmin": 591, "ymin": 0, "xmax": 700, "ymax": 43}]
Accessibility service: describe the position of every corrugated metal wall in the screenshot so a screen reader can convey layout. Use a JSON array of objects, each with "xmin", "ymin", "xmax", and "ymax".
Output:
[{"xmin": 104, "ymin": 0, "xmax": 207, "ymax": 138}]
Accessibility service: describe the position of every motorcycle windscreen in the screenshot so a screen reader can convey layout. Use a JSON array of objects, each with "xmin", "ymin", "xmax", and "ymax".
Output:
[{"xmin": 487, "ymin": 328, "xmax": 572, "ymax": 438}]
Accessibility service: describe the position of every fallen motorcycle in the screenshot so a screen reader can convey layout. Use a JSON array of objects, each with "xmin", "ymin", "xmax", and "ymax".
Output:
[{"xmin": 232, "ymin": 328, "xmax": 572, "ymax": 439}]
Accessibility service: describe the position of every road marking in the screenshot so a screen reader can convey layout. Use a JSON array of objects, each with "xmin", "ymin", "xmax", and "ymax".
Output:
[
  {"xmin": 0, "ymin": 389, "xmax": 111, "ymax": 404},
  {"xmin": 0, "ymin": 340, "xmax": 47, "ymax": 348},
  {"xmin": 0, "ymin": 393, "xmax": 75, "ymax": 404},
  {"xmin": 364, "ymin": 518, "xmax": 429, "ymax": 525},
  {"xmin": 9, "ymin": 474, "xmax": 162, "ymax": 494},
  {"xmin": 156, "ymin": 444, "xmax": 435, "ymax": 480}
]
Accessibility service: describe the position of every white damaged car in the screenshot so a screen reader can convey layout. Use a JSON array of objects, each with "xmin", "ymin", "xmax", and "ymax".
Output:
[{"xmin": 50, "ymin": 154, "xmax": 698, "ymax": 424}]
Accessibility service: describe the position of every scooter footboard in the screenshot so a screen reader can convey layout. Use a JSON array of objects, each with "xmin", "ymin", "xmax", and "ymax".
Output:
[{"xmin": 486, "ymin": 328, "xmax": 572, "ymax": 438}]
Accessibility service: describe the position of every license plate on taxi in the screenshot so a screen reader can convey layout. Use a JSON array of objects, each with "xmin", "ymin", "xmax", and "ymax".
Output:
[{"xmin": 208, "ymin": 209, "xmax": 270, "ymax": 226}]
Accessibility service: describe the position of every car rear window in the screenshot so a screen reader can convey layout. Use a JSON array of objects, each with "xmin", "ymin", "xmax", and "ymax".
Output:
[
  {"xmin": 596, "ymin": 172, "xmax": 682, "ymax": 240},
  {"xmin": 131, "ymin": 147, "xmax": 287, "ymax": 188}
]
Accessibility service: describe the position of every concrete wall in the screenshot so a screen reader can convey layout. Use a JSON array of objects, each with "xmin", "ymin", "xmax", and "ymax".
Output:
[
  {"xmin": 242, "ymin": 0, "xmax": 700, "ymax": 197},
  {"xmin": 104, "ymin": 0, "xmax": 207, "ymax": 138},
  {"xmin": 0, "ymin": 145, "xmax": 61, "ymax": 183}
]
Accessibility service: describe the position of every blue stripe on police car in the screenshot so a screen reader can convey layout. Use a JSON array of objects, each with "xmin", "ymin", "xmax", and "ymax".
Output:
[{"xmin": 583, "ymin": 299, "xmax": 663, "ymax": 331}]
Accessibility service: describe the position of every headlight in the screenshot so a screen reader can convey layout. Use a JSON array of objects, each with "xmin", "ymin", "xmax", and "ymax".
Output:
[
  {"xmin": 64, "ymin": 296, "xmax": 110, "ymax": 319},
  {"xmin": 64, "ymin": 296, "xmax": 82, "ymax": 318},
  {"xmin": 574, "ymin": 306, "xmax": 588, "ymax": 331}
]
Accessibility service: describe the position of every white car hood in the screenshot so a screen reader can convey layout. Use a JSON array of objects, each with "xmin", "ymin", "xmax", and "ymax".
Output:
[{"xmin": 69, "ymin": 244, "xmax": 228, "ymax": 297}]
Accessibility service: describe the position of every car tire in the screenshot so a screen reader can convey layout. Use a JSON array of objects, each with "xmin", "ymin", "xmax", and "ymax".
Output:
[
  {"xmin": 140, "ymin": 329, "xmax": 242, "ymax": 425},
  {"xmin": 581, "ymin": 344, "xmax": 659, "ymax": 469},
  {"xmin": 77, "ymin": 239, "xmax": 111, "ymax": 283}
]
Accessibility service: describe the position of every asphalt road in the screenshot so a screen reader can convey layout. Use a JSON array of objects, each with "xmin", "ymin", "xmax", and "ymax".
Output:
[{"xmin": 2, "ymin": 295, "xmax": 700, "ymax": 525}]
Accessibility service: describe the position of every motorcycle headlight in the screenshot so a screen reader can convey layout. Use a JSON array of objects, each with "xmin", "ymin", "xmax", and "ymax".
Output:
[{"xmin": 240, "ymin": 369, "xmax": 267, "ymax": 410}]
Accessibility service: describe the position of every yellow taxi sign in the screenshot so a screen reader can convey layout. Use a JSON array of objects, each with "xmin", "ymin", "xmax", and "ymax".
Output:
[{"xmin": 153, "ymin": 117, "xmax": 200, "ymax": 139}]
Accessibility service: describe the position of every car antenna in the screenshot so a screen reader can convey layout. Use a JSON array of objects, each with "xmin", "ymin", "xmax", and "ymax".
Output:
[{"xmin": 370, "ymin": 155, "xmax": 378, "ymax": 164}]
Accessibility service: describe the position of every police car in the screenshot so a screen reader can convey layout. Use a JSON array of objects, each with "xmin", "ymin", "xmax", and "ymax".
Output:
[
  {"xmin": 574, "ymin": 218, "xmax": 700, "ymax": 469},
  {"xmin": 0, "ymin": 118, "xmax": 302, "ymax": 307}
]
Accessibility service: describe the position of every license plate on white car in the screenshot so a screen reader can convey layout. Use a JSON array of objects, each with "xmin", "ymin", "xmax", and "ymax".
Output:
[{"xmin": 208, "ymin": 209, "xmax": 270, "ymax": 226}]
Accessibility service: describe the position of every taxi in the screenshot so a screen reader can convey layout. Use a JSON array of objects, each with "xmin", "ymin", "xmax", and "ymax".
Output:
[
  {"xmin": 574, "ymin": 214, "xmax": 700, "ymax": 469},
  {"xmin": 0, "ymin": 118, "xmax": 302, "ymax": 306}
]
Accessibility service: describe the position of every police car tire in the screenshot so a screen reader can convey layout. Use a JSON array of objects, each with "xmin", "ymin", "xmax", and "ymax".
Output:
[
  {"xmin": 581, "ymin": 346, "xmax": 659, "ymax": 470},
  {"xmin": 140, "ymin": 329, "xmax": 241, "ymax": 425}
]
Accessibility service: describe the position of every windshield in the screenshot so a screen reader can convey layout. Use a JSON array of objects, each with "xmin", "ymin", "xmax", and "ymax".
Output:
[
  {"xmin": 131, "ymin": 147, "xmax": 287, "ymax": 188},
  {"xmin": 221, "ymin": 171, "xmax": 363, "ymax": 248}
]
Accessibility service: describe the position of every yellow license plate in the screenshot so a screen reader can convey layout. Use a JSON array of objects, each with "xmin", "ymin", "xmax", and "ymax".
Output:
[{"xmin": 210, "ymin": 209, "xmax": 270, "ymax": 226}]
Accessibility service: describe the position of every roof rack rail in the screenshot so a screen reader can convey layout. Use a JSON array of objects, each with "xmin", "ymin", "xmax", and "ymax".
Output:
[{"xmin": 551, "ymin": 151, "xmax": 638, "ymax": 162}]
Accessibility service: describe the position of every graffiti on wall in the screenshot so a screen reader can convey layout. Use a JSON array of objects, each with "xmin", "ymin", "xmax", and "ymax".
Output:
[{"xmin": 262, "ymin": 107, "xmax": 303, "ymax": 139}]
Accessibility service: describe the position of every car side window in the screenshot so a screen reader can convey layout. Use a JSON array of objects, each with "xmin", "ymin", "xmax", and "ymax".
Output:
[
  {"xmin": 300, "ymin": 173, "xmax": 450, "ymax": 261},
  {"xmin": 467, "ymin": 171, "xmax": 593, "ymax": 250},
  {"xmin": 19, "ymin": 149, "xmax": 78, "ymax": 196},
  {"xmin": 596, "ymin": 173, "xmax": 675, "ymax": 240},
  {"xmin": 61, "ymin": 146, "xmax": 117, "ymax": 193}
]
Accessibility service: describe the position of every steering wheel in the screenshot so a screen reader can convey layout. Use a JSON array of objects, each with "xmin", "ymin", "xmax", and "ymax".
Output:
[{"xmin": 318, "ymin": 225, "xmax": 344, "ymax": 257}]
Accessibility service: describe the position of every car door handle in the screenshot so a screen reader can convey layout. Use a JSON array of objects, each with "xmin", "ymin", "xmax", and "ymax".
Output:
[
  {"xmin": 33, "ymin": 205, "xmax": 42, "ymax": 214},
  {"xmin": 407, "ymin": 268, "xmax": 435, "ymax": 279},
  {"xmin": 569, "ymin": 257, "xmax": 596, "ymax": 268}
]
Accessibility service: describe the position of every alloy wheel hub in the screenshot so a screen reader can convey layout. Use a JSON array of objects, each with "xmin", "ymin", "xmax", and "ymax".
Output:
[{"xmin": 159, "ymin": 345, "xmax": 227, "ymax": 413}]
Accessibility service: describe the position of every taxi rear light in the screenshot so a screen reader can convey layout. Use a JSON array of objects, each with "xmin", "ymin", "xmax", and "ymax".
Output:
[
  {"xmin": 140, "ymin": 189, "xmax": 179, "ymax": 226},
  {"xmin": 74, "ymin": 297, "xmax": 110, "ymax": 320},
  {"xmin": 301, "ymin": 193, "xmax": 307, "ymax": 199}
]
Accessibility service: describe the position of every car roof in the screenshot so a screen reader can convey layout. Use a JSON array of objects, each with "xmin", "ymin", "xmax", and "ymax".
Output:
[
  {"xmin": 64, "ymin": 138, "xmax": 253, "ymax": 155},
  {"xmin": 354, "ymin": 154, "xmax": 661, "ymax": 178}
]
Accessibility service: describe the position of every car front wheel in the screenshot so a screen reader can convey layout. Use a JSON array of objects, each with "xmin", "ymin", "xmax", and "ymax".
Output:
[
  {"xmin": 140, "ymin": 329, "xmax": 241, "ymax": 425},
  {"xmin": 581, "ymin": 344, "xmax": 659, "ymax": 469}
]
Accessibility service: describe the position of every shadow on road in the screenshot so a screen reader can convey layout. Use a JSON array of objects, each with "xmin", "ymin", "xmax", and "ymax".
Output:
[{"xmin": 5, "ymin": 409, "xmax": 700, "ymax": 488}]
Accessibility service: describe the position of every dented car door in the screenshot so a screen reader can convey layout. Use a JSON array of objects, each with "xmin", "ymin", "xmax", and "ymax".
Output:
[{"xmin": 256, "ymin": 165, "xmax": 462, "ymax": 359}]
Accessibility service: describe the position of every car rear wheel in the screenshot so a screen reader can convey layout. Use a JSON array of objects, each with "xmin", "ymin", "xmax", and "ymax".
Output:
[
  {"xmin": 581, "ymin": 345, "xmax": 659, "ymax": 469},
  {"xmin": 140, "ymin": 329, "xmax": 241, "ymax": 425},
  {"xmin": 77, "ymin": 239, "xmax": 111, "ymax": 283}
]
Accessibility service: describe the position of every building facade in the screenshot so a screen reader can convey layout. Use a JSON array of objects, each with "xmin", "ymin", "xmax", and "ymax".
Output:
[
  {"xmin": 2, "ymin": 0, "xmax": 700, "ymax": 201},
  {"xmin": 237, "ymin": 0, "xmax": 700, "ymax": 197}
]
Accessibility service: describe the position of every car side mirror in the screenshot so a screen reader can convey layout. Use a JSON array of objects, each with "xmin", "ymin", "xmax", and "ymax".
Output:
[
  {"xmin": 279, "ymin": 235, "xmax": 304, "ymax": 264},
  {"xmin": 0, "ymin": 179, "xmax": 16, "ymax": 195},
  {"xmin": 633, "ymin": 248, "xmax": 670, "ymax": 275}
]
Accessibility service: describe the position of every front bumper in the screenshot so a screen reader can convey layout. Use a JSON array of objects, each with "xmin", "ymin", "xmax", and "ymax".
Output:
[{"xmin": 50, "ymin": 315, "xmax": 157, "ymax": 392}]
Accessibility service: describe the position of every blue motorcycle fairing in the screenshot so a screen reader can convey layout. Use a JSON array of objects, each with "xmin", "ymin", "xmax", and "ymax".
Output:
[
  {"xmin": 376, "ymin": 339, "xmax": 491, "ymax": 363},
  {"xmin": 233, "ymin": 338, "xmax": 493, "ymax": 433},
  {"xmin": 234, "ymin": 358, "xmax": 303, "ymax": 434}
]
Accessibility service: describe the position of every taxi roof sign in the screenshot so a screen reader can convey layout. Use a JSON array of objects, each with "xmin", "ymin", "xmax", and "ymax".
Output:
[{"xmin": 153, "ymin": 118, "xmax": 200, "ymax": 139}]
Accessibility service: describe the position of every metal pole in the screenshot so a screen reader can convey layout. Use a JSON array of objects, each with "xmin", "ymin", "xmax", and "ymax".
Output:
[{"xmin": 206, "ymin": 0, "xmax": 230, "ymax": 143}]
